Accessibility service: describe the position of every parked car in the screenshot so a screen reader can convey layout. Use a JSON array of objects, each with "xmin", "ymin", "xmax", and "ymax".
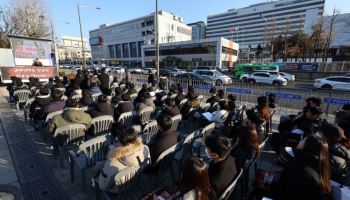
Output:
[
  {"xmin": 314, "ymin": 76, "xmax": 350, "ymax": 91},
  {"xmin": 110, "ymin": 66, "xmax": 125, "ymax": 74},
  {"xmin": 193, "ymin": 69, "xmax": 232, "ymax": 85},
  {"xmin": 257, "ymin": 70, "xmax": 295, "ymax": 81},
  {"xmin": 240, "ymin": 72, "xmax": 287, "ymax": 86},
  {"xmin": 176, "ymin": 72, "xmax": 215, "ymax": 85},
  {"xmin": 141, "ymin": 68, "xmax": 157, "ymax": 75}
]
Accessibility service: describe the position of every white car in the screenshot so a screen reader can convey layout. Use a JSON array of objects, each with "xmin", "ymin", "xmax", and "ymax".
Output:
[
  {"xmin": 110, "ymin": 66, "xmax": 125, "ymax": 74},
  {"xmin": 314, "ymin": 76, "xmax": 350, "ymax": 91},
  {"xmin": 240, "ymin": 72, "xmax": 287, "ymax": 86},
  {"xmin": 193, "ymin": 69, "xmax": 232, "ymax": 85},
  {"xmin": 256, "ymin": 70, "xmax": 295, "ymax": 81}
]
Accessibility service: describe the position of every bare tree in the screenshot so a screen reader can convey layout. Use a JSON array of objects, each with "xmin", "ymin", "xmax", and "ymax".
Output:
[
  {"xmin": 322, "ymin": 8, "xmax": 340, "ymax": 61},
  {"xmin": 0, "ymin": 0, "xmax": 51, "ymax": 48}
]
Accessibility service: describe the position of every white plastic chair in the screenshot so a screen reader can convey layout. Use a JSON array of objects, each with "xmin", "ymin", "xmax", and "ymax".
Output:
[
  {"xmin": 117, "ymin": 111, "xmax": 134, "ymax": 127},
  {"xmin": 53, "ymin": 124, "xmax": 87, "ymax": 168},
  {"xmin": 178, "ymin": 99, "xmax": 188, "ymax": 110},
  {"xmin": 69, "ymin": 135, "xmax": 108, "ymax": 189},
  {"xmin": 71, "ymin": 94, "xmax": 83, "ymax": 101},
  {"xmin": 170, "ymin": 114, "xmax": 182, "ymax": 131},
  {"xmin": 90, "ymin": 115, "xmax": 114, "ymax": 136},
  {"xmin": 45, "ymin": 110, "xmax": 64, "ymax": 123},
  {"xmin": 142, "ymin": 120, "xmax": 158, "ymax": 144},
  {"xmin": 138, "ymin": 107, "xmax": 154, "ymax": 125},
  {"xmin": 23, "ymin": 97, "xmax": 35, "ymax": 122},
  {"xmin": 13, "ymin": 89, "xmax": 32, "ymax": 110},
  {"xmin": 92, "ymin": 93, "xmax": 102, "ymax": 102},
  {"xmin": 131, "ymin": 125, "xmax": 142, "ymax": 134},
  {"xmin": 130, "ymin": 93, "xmax": 137, "ymax": 103}
]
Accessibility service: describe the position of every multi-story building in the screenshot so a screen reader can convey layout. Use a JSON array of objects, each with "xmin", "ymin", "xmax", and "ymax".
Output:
[
  {"xmin": 89, "ymin": 11, "xmax": 192, "ymax": 67},
  {"xmin": 56, "ymin": 36, "xmax": 91, "ymax": 64},
  {"xmin": 188, "ymin": 21, "xmax": 206, "ymax": 41},
  {"xmin": 206, "ymin": 0, "xmax": 325, "ymax": 53},
  {"xmin": 142, "ymin": 37, "xmax": 239, "ymax": 69}
]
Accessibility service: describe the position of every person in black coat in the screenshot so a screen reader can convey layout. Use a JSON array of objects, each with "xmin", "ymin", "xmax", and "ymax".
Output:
[
  {"xmin": 80, "ymin": 90, "xmax": 95, "ymax": 107},
  {"xmin": 125, "ymin": 82, "xmax": 137, "ymax": 96},
  {"xmin": 111, "ymin": 87, "xmax": 123, "ymax": 105},
  {"xmin": 337, "ymin": 104, "xmax": 350, "ymax": 138},
  {"xmin": 89, "ymin": 94, "xmax": 114, "ymax": 118},
  {"xmin": 148, "ymin": 114, "xmax": 179, "ymax": 163},
  {"xmin": 43, "ymin": 89, "xmax": 65, "ymax": 118},
  {"xmin": 174, "ymin": 85, "xmax": 186, "ymax": 106},
  {"xmin": 98, "ymin": 68, "xmax": 110, "ymax": 95},
  {"xmin": 206, "ymin": 87, "xmax": 221, "ymax": 105},
  {"xmin": 160, "ymin": 98, "xmax": 180, "ymax": 117},
  {"xmin": 272, "ymin": 136, "xmax": 332, "ymax": 200},
  {"xmin": 291, "ymin": 106, "xmax": 326, "ymax": 138},
  {"xmin": 30, "ymin": 88, "xmax": 53, "ymax": 120},
  {"xmin": 154, "ymin": 84, "xmax": 167, "ymax": 107},
  {"xmin": 205, "ymin": 135, "xmax": 237, "ymax": 198},
  {"xmin": 114, "ymin": 94, "xmax": 134, "ymax": 121}
]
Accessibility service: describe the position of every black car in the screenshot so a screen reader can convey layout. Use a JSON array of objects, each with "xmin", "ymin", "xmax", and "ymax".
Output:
[{"xmin": 175, "ymin": 72, "xmax": 215, "ymax": 85}]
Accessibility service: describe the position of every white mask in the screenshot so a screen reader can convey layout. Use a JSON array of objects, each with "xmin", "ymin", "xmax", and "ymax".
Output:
[{"xmin": 205, "ymin": 148, "xmax": 216, "ymax": 159}]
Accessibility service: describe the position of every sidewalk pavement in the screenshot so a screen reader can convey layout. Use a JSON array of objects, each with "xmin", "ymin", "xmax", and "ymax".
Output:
[{"xmin": 0, "ymin": 89, "xmax": 22, "ymax": 199}]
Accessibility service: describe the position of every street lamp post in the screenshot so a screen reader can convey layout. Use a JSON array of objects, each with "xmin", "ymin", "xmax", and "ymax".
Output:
[
  {"xmin": 77, "ymin": 3, "xmax": 101, "ymax": 69},
  {"xmin": 155, "ymin": 0, "xmax": 160, "ymax": 79},
  {"xmin": 50, "ymin": 20, "xmax": 69, "ymax": 72}
]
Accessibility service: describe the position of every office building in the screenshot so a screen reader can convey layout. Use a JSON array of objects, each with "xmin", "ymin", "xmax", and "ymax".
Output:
[
  {"xmin": 56, "ymin": 36, "xmax": 91, "ymax": 64},
  {"xmin": 89, "ymin": 11, "xmax": 192, "ymax": 67},
  {"xmin": 142, "ymin": 37, "xmax": 239, "ymax": 69},
  {"xmin": 188, "ymin": 21, "xmax": 206, "ymax": 40},
  {"xmin": 206, "ymin": 0, "xmax": 325, "ymax": 53}
]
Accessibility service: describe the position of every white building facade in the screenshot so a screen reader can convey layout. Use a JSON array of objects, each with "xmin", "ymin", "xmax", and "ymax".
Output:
[
  {"xmin": 89, "ymin": 11, "xmax": 192, "ymax": 67},
  {"xmin": 206, "ymin": 0, "xmax": 325, "ymax": 52},
  {"xmin": 142, "ymin": 37, "xmax": 239, "ymax": 69},
  {"xmin": 56, "ymin": 36, "xmax": 91, "ymax": 64},
  {"xmin": 188, "ymin": 21, "xmax": 207, "ymax": 41}
]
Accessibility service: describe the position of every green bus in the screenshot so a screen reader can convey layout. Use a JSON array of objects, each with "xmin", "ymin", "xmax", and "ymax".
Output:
[{"xmin": 233, "ymin": 64, "xmax": 279, "ymax": 78}]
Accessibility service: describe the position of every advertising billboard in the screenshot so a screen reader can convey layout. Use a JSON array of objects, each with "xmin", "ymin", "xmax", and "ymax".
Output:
[{"xmin": 10, "ymin": 37, "xmax": 52, "ymax": 66}]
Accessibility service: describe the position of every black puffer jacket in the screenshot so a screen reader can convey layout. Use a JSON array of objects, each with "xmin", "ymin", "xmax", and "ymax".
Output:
[
  {"xmin": 89, "ymin": 102, "xmax": 114, "ymax": 118},
  {"xmin": 329, "ymin": 143, "xmax": 350, "ymax": 183}
]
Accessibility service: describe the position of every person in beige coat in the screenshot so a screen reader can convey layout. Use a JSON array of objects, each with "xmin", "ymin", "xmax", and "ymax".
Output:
[{"xmin": 97, "ymin": 126, "xmax": 150, "ymax": 193}]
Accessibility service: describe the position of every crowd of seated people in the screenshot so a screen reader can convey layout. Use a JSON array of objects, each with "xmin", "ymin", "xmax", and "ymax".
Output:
[{"xmin": 8, "ymin": 68, "xmax": 350, "ymax": 200}]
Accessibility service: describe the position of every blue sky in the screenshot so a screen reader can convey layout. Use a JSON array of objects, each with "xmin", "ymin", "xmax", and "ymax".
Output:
[{"xmin": 1, "ymin": 0, "xmax": 349, "ymax": 40}]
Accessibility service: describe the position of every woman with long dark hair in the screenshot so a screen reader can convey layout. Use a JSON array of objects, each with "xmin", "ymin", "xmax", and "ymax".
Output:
[
  {"xmin": 171, "ymin": 156, "xmax": 212, "ymax": 200},
  {"xmin": 246, "ymin": 96, "xmax": 270, "ymax": 142},
  {"xmin": 319, "ymin": 124, "xmax": 350, "ymax": 183},
  {"xmin": 231, "ymin": 121, "xmax": 260, "ymax": 169},
  {"xmin": 275, "ymin": 136, "xmax": 331, "ymax": 200}
]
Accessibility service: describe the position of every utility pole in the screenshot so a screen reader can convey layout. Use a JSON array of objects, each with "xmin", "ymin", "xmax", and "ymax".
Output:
[
  {"xmin": 155, "ymin": 0, "xmax": 160, "ymax": 79},
  {"xmin": 77, "ymin": 4, "xmax": 85, "ymax": 68}
]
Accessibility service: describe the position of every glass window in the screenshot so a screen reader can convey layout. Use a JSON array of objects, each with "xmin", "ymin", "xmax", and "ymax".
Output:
[
  {"xmin": 116, "ymin": 44, "xmax": 122, "ymax": 58},
  {"xmin": 130, "ymin": 42, "xmax": 137, "ymax": 58},
  {"xmin": 138, "ymin": 41, "xmax": 144, "ymax": 57},
  {"xmin": 122, "ymin": 43, "xmax": 129, "ymax": 58},
  {"xmin": 108, "ymin": 45, "xmax": 115, "ymax": 58}
]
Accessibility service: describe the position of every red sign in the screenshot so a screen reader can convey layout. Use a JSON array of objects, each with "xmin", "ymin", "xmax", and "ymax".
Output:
[{"xmin": 1, "ymin": 66, "xmax": 56, "ymax": 81}]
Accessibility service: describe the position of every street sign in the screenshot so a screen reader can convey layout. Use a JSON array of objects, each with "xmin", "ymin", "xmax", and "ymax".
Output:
[
  {"xmin": 323, "ymin": 98, "xmax": 350, "ymax": 105},
  {"xmin": 265, "ymin": 92, "xmax": 302, "ymax": 100},
  {"xmin": 193, "ymin": 85, "xmax": 213, "ymax": 90},
  {"xmin": 226, "ymin": 87, "xmax": 252, "ymax": 94}
]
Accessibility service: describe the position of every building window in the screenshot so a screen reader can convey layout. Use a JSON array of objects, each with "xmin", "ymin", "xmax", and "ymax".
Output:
[
  {"xmin": 122, "ymin": 43, "xmax": 129, "ymax": 58},
  {"xmin": 138, "ymin": 41, "xmax": 144, "ymax": 57},
  {"xmin": 130, "ymin": 42, "xmax": 137, "ymax": 58},
  {"xmin": 108, "ymin": 45, "xmax": 115, "ymax": 58},
  {"xmin": 116, "ymin": 44, "xmax": 122, "ymax": 58}
]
